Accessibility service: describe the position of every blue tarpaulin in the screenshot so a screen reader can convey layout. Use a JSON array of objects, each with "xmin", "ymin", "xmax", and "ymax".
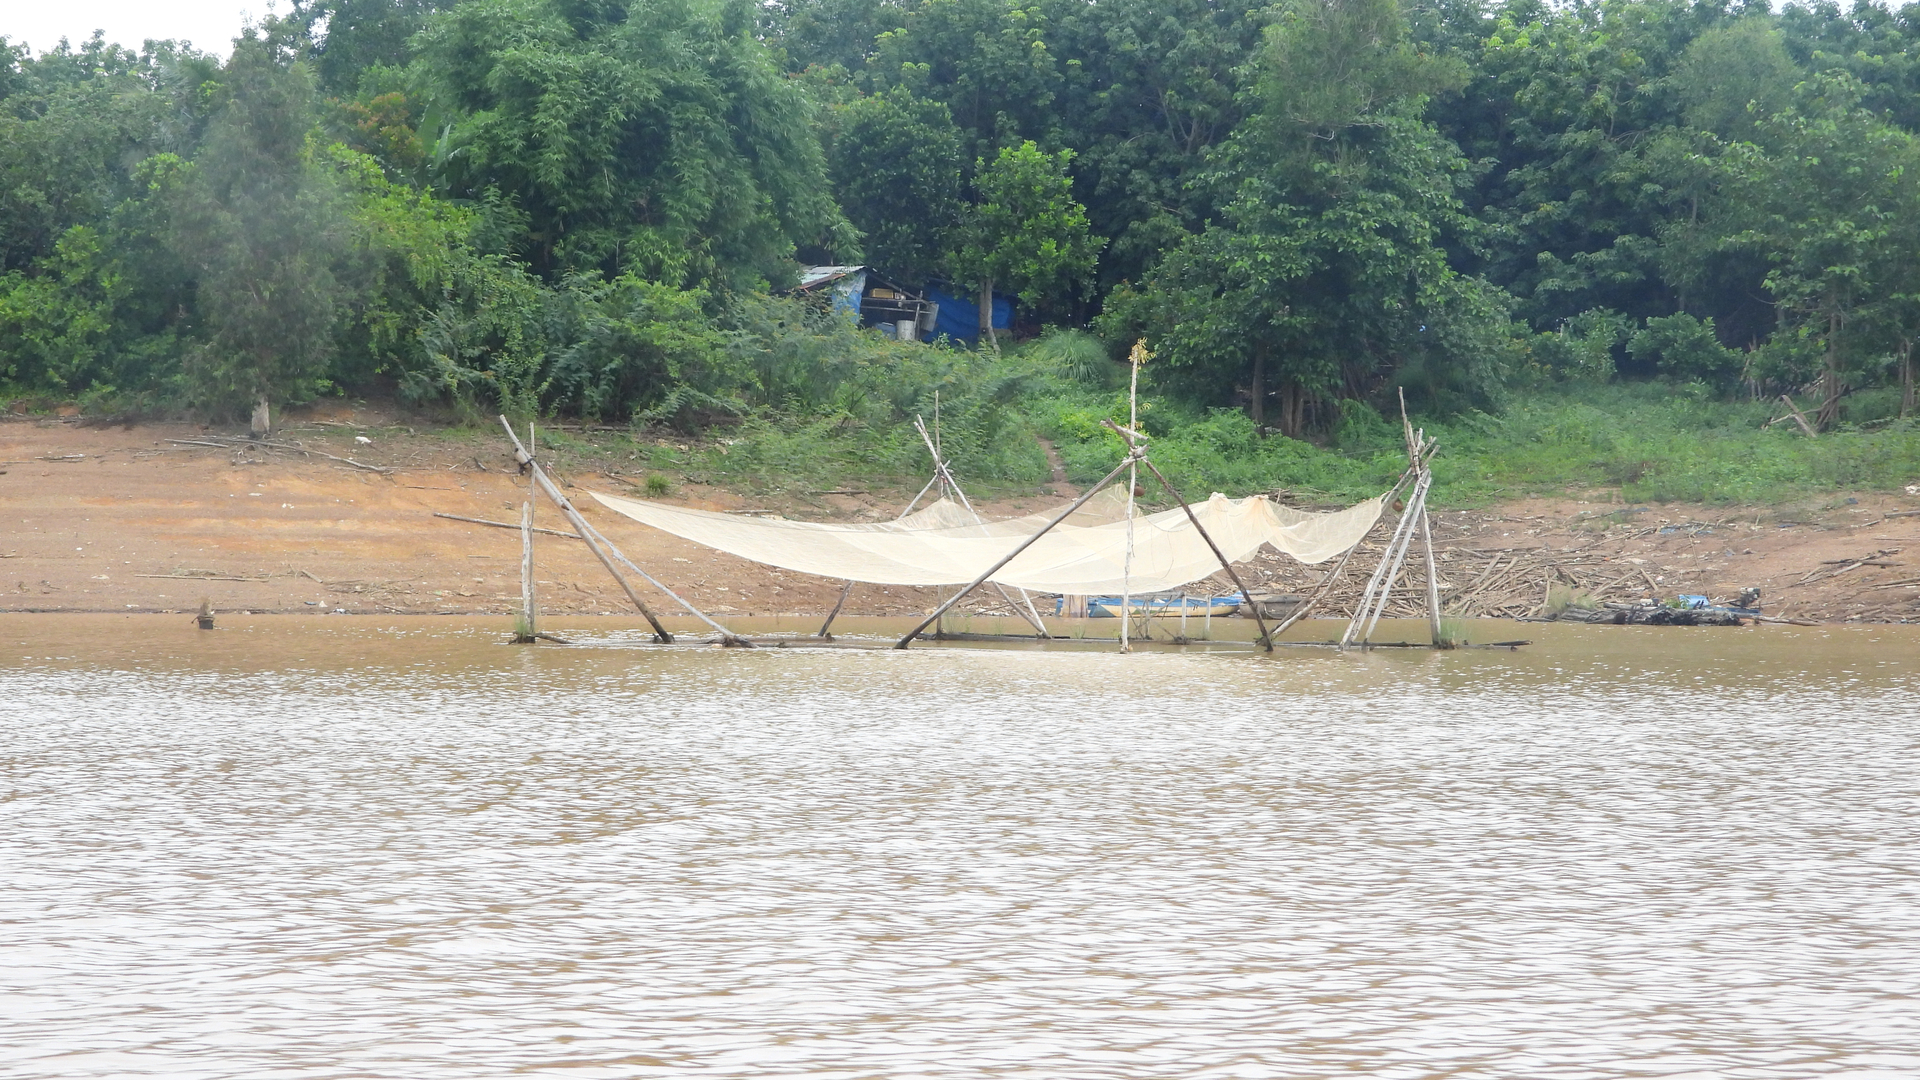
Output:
[
  {"xmin": 926, "ymin": 285, "xmax": 1011, "ymax": 343},
  {"xmin": 829, "ymin": 270, "xmax": 866, "ymax": 320}
]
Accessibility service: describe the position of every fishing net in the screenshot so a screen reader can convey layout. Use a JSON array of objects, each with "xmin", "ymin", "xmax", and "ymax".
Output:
[{"xmin": 589, "ymin": 488, "xmax": 1383, "ymax": 595}]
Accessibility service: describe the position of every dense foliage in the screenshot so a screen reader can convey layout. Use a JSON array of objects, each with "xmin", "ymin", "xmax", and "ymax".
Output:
[{"xmin": 5, "ymin": 0, "xmax": 1920, "ymax": 458}]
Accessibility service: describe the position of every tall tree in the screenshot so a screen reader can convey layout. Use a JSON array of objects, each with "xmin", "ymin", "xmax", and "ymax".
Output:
[
  {"xmin": 418, "ymin": 0, "xmax": 851, "ymax": 292},
  {"xmin": 766, "ymin": 0, "xmax": 907, "ymax": 73},
  {"xmin": 1435, "ymin": 0, "xmax": 1729, "ymax": 331},
  {"xmin": 1047, "ymin": 0, "xmax": 1267, "ymax": 292},
  {"xmin": 948, "ymin": 140, "xmax": 1102, "ymax": 347},
  {"xmin": 866, "ymin": 0, "xmax": 1067, "ymax": 160},
  {"xmin": 1108, "ymin": 0, "xmax": 1512, "ymax": 435},
  {"xmin": 1724, "ymin": 71, "xmax": 1920, "ymax": 427},
  {"xmin": 821, "ymin": 86, "xmax": 965, "ymax": 283},
  {"xmin": 288, "ymin": 0, "xmax": 451, "ymax": 95},
  {"xmin": 172, "ymin": 29, "xmax": 350, "ymax": 433}
]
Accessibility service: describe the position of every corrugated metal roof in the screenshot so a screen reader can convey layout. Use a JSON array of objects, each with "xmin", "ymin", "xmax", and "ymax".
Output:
[{"xmin": 796, "ymin": 265, "xmax": 866, "ymax": 290}]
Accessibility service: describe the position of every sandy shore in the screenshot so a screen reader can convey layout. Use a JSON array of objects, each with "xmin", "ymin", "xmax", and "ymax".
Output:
[{"xmin": 5, "ymin": 414, "xmax": 1918, "ymax": 624}]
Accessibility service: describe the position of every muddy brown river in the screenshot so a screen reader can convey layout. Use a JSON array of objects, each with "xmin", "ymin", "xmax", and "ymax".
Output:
[{"xmin": 2, "ymin": 615, "xmax": 1917, "ymax": 1078}]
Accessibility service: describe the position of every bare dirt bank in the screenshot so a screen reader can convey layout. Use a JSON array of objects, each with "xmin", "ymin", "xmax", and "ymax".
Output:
[{"xmin": 5, "ymin": 414, "xmax": 1918, "ymax": 624}]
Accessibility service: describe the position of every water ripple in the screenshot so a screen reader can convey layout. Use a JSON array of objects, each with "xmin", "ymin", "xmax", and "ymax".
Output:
[{"xmin": 1, "ymin": 621, "xmax": 1917, "ymax": 1078}]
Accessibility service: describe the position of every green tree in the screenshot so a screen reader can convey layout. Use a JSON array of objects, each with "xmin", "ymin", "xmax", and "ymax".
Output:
[
  {"xmin": 171, "ymin": 29, "xmax": 351, "ymax": 432},
  {"xmin": 766, "ymin": 0, "xmax": 908, "ymax": 73},
  {"xmin": 867, "ymin": 0, "xmax": 1066, "ymax": 161},
  {"xmin": 418, "ymin": 0, "xmax": 851, "ymax": 291},
  {"xmin": 0, "ymin": 34, "xmax": 197, "ymax": 274},
  {"xmin": 1436, "ymin": 0, "xmax": 1725, "ymax": 332},
  {"xmin": 1724, "ymin": 72, "xmax": 1920, "ymax": 427},
  {"xmin": 1627, "ymin": 311, "xmax": 1743, "ymax": 386},
  {"xmin": 1046, "ymin": 0, "xmax": 1267, "ymax": 292},
  {"xmin": 1673, "ymin": 18, "xmax": 1798, "ymax": 143},
  {"xmin": 821, "ymin": 86, "xmax": 964, "ymax": 282},
  {"xmin": 289, "ymin": 0, "xmax": 449, "ymax": 95},
  {"xmin": 1108, "ymin": 0, "xmax": 1512, "ymax": 435},
  {"xmin": 948, "ymin": 140, "xmax": 1102, "ymax": 347}
]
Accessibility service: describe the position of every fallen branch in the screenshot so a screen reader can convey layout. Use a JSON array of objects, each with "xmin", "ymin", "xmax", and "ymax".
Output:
[
  {"xmin": 134, "ymin": 573, "xmax": 268, "ymax": 582},
  {"xmin": 1778, "ymin": 394, "xmax": 1818, "ymax": 437},
  {"xmin": 432, "ymin": 512, "xmax": 583, "ymax": 540},
  {"xmin": 165, "ymin": 435, "xmax": 389, "ymax": 473}
]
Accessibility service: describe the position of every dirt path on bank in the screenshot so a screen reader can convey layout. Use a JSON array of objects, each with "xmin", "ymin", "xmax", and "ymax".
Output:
[{"xmin": 5, "ymin": 414, "xmax": 1918, "ymax": 624}]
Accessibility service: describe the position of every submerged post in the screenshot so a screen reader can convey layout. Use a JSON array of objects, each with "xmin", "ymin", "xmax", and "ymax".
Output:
[
  {"xmin": 515, "ymin": 501, "xmax": 538, "ymax": 643},
  {"xmin": 1421, "ymin": 496, "xmax": 1444, "ymax": 647},
  {"xmin": 894, "ymin": 451, "xmax": 1142, "ymax": 649}
]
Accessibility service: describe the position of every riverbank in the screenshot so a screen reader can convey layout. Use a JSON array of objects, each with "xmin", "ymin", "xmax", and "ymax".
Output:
[{"xmin": 6, "ymin": 413, "xmax": 1918, "ymax": 624}]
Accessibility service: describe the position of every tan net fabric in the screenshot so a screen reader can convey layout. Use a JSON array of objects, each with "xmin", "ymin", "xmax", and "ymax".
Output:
[{"xmin": 589, "ymin": 489, "xmax": 1382, "ymax": 594}]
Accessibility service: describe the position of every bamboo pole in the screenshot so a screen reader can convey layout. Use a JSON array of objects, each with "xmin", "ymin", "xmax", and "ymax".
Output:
[
  {"xmin": 817, "ymin": 580, "xmax": 854, "ymax": 639},
  {"xmin": 1113, "ymin": 427, "xmax": 1274, "ymax": 653},
  {"xmin": 1256, "ymin": 466, "xmax": 1418, "ymax": 645},
  {"xmin": 516, "ymin": 501, "xmax": 538, "ymax": 643},
  {"xmin": 1261, "ymin": 539, "xmax": 1359, "ymax": 642},
  {"xmin": 1340, "ymin": 443, "xmax": 1435, "ymax": 650},
  {"xmin": 1121, "ymin": 342, "xmax": 1146, "ymax": 653},
  {"xmin": 1341, "ymin": 479, "xmax": 1422, "ymax": 649},
  {"xmin": 1779, "ymin": 394, "xmax": 1818, "ymax": 438},
  {"xmin": 1421, "ymin": 498, "xmax": 1444, "ymax": 647},
  {"xmin": 498, "ymin": 416, "xmax": 674, "ymax": 643},
  {"xmin": 912, "ymin": 416, "xmax": 1052, "ymax": 636},
  {"xmin": 432, "ymin": 511, "xmax": 581, "ymax": 540},
  {"xmin": 1360, "ymin": 470, "xmax": 1431, "ymax": 644},
  {"xmin": 894, "ymin": 451, "xmax": 1142, "ymax": 649},
  {"xmin": 576, "ymin": 516, "xmax": 753, "ymax": 646}
]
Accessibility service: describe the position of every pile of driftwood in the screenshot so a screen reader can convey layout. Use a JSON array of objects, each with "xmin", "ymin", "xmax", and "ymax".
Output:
[
  {"xmin": 1230, "ymin": 531, "xmax": 1652, "ymax": 622},
  {"xmin": 1551, "ymin": 603, "xmax": 1745, "ymax": 626}
]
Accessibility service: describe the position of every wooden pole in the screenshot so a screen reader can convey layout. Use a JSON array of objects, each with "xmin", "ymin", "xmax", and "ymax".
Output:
[
  {"xmin": 1341, "ymin": 495, "xmax": 1415, "ymax": 648},
  {"xmin": 1340, "ymin": 456, "xmax": 1429, "ymax": 650},
  {"xmin": 1421, "ymin": 496, "xmax": 1444, "ymax": 647},
  {"xmin": 1779, "ymin": 394, "xmax": 1818, "ymax": 438},
  {"xmin": 498, "ymin": 416, "xmax": 674, "ymax": 643},
  {"xmin": 576, "ymin": 516, "xmax": 752, "ymax": 646},
  {"xmin": 1262, "ymin": 539, "xmax": 1361, "ymax": 643},
  {"xmin": 433, "ymin": 512, "xmax": 581, "ymax": 540},
  {"xmin": 817, "ymin": 580, "xmax": 854, "ymax": 639},
  {"xmin": 894, "ymin": 452, "xmax": 1142, "ymax": 649},
  {"xmin": 512, "ymin": 501, "xmax": 539, "ymax": 643},
  {"xmin": 1360, "ymin": 471, "xmax": 1430, "ymax": 644},
  {"xmin": 814, "ymin": 472, "xmax": 942, "ymax": 638},
  {"xmin": 1260, "ymin": 466, "xmax": 1417, "ymax": 646},
  {"xmin": 912, "ymin": 415, "xmax": 1052, "ymax": 637},
  {"xmin": 1122, "ymin": 342, "xmax": 1146, "ymax": 653},
  {"xmin": 1121, "ymin": 437, "xmax": 1273, "ymax": 653}
]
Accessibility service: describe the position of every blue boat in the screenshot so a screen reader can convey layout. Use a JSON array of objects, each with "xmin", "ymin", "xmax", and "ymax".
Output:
[{"xmin": 1066, "ymin": 593, "xmax": 1248, "ymax": 618}]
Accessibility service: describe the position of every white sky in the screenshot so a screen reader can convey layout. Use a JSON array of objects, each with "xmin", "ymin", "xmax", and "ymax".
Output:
[{"xmin": 3, "ymin": 0, "xmax": 256, "ymax": 58}]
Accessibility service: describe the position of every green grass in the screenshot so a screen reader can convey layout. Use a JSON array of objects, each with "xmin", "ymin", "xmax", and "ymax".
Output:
[
  {"xmin": 434, "ymin": 332, "xmax": 1920, "ymax": 509},
  {"xmin": 586, "ymin": 375, "xmax": 1920, "ymax": 507},
  {"xmin": 1032, "ymin": 378, "xmax": 1920, "ymax": 507}
]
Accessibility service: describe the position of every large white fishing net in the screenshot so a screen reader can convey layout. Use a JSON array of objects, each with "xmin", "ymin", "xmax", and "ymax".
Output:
[{"xmin": 589, "ymin": 487, "xmax": 1383, "ymax": 595}]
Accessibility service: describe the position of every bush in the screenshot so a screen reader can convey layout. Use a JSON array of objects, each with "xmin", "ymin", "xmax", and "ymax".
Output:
[{"xmin": 1628, "ymin": 313, "xmax": 1744, "ymax": 389}]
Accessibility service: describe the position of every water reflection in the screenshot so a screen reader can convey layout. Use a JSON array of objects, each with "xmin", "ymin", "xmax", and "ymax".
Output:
[{"xmin": 2, "ymin": 616, "xmax": 1917, "ymax": 1078}]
